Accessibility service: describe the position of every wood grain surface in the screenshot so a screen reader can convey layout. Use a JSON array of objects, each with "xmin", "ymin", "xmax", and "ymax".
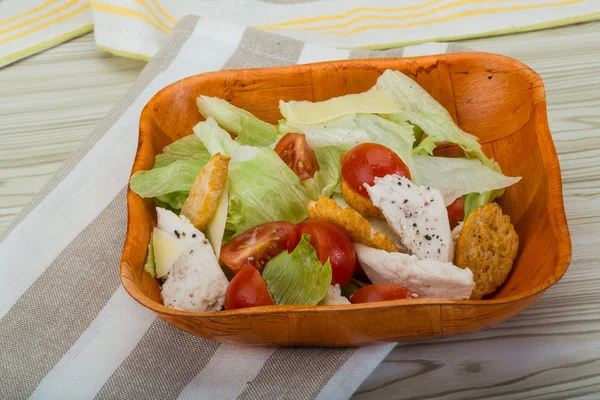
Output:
[{"xmin": 1, "ymin": 21, "xmax": 599, "ymax": 398}]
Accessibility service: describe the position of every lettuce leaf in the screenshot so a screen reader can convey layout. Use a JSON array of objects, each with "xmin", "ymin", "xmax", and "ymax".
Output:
[
  {"xmin": 197, "ymin": 96, "xmax": 279, "ymax": 146},
  {"xmin": 144, "ymin": 232, "xmax": 156, "ymax": 278},
  {"xmin": 303, "ymin": 146, "xmax": 345, "ymax": 200},
  {"xmin": 412, "ymin": 155, "xmax": 521, "ymax": 206},
  {"xmin": 155, "ymin": 191, "xmax": 189, "ymax": 211},
  {"xmin": 262, "ymin": 235, "xmax": 332, "ymax": 306},
  {"xmin": 154, "ymin": 134, "xmax": 210, "ymax": 168},
  {"xmin": 279, "ymin": 90, "xmax": 399, "ymax": 125},
  {"xmin": 129, "ymin": 135, "xmax": 211, "ymax": 210},
  {"xmin": 376, "ymin": 70, "xmax": 495, "ymax": 169},
  {"xmin": 413, "ymin": 136, "xmax": 436, "ymax": 155},
  {"xmin": 130, "ymin": 160, "xmax": 204, "ymax": 200},
  {"xmin": 193, "ymin": 116, "xmax": 240, "ymax": 156},
  {"xmin": 227, "ymin": 148, "xmax": 312, "ymax": 235},
  {"xmin": 463, "ymin": 191, "xmax": 501, "ymax": 217}
]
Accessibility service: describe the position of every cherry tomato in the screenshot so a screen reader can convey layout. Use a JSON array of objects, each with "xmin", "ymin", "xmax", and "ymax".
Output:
[
  {"xmin": 220, "ymin": 222, "xmax": 300, "ymax": 274},
  {"xmin": 447, "ymin": 197, "xmax": 465, "ymax": 229},
  {"xmin": 225, "ymin": 265, "xmax": 274, "ymax": 310},
  {"xmin": 297, "ymin": 220, "xmax": 356, "ymax": 286},
  {"xmin": 341, "ymin": 143, "xmax": 411, "ymax": 197},
  {"xmin": 350, "ymin": 284, "xmax": 415, "ymax": 304},
  {"xmin": 274, "ymin": 133, "xmax": 319, "ymax": 180}
]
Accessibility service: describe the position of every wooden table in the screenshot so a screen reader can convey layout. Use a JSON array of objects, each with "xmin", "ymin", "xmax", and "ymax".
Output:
[{"xmin": 1, "ymin": 23, "xmax": 599, "ymax": 399}]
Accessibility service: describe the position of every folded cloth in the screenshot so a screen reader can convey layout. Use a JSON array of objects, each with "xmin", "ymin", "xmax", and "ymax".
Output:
[
  {"xmin": 1, "ymin": 0, "xmax": 600, "ymax": 67},
  {"xmin": 0, "ymin": 15, "xmax": 476, "ymax": 399}
]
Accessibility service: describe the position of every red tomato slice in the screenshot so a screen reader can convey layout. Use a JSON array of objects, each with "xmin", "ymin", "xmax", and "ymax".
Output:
[
  {"xmin": 225, "ymin": 265, "xmax": 274, "ymax": 310},
  {"xmin": 297, "ymin": 220, "xmax": 356, "ymax": 286},
  {"xmin": 220, "ymin": 222, "xmax": 300, "ymax": 274},
  {"xmin": 274, "ymin": 133, "xmax": 319, "ymax": 181},
  {"xmin": 341, "ymin": 143, "xmax": 411, "ymax": 197},
  {"xmin": 447, "ymin": 197, "xmax": 465, "ymax": 229},
  {"xmin": 350, "ymin": 284, "xmax": 415, "ymax": 304}
]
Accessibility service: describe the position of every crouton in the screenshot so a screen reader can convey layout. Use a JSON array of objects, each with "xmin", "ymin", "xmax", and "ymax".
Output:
[
  {"xmin": 308, "ymin": 195, "xmax": 399, "ymax": 252},
  {"xmin": 454, "ymin": 202, "xmax": 519, "ymax": 300},
  {"xmin": 341, "ymin": 179, "xmax": 383, "ymax": 218},
  {"xmin": 181, "ymin": 153, "xmax": 230, "ymax": 230}
]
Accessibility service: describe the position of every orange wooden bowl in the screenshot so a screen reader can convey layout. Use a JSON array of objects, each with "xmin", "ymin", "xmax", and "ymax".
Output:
[{"xmin": 120, "ymin": 53, "xmax": 571, "ymax": 347}]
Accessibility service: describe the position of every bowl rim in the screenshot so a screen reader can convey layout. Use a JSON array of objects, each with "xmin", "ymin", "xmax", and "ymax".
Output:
[{"xmin": 120, "ymin": 52, "xmax": 572, "ymax": 319}]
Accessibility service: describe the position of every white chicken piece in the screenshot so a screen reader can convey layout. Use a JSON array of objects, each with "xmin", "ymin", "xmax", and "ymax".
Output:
[
  {"xmin": 451, "ymin": 221, "xmax": 464, "ymax": 248},
  {"xmin": 366, "ymin": 175, "xmax": 454, "ymax": 262},
  {"xmin": 156, "ymin": 207, "xmax": 228, "ymax": 312},
  {"xmin": 355, "ymin": 243, "xmax": 474, "ymax": 300},
  {"xmin": 318, "ymin": 284, "xmax": 351, "ymax": 305}
]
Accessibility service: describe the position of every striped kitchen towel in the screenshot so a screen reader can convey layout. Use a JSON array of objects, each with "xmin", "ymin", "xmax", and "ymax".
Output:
[
  {"xmin": 0, "ymin": 15, "xmax": 470, "ymax": 400},
  {"xmin": 1, "ymin": 0, "xmax": 600, "ymax": 68}
]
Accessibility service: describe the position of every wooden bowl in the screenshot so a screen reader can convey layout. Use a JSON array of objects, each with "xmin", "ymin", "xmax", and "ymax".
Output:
[{"xmin": 120, "ymin": 53, "xmax": 571, "ymax": 347}]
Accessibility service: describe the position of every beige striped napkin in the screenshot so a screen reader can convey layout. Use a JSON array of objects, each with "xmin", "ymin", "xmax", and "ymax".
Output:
[
  {"xmin": 0, "ymin": 16, "xmax": 470, "ymax": 399},
  {"xmin": 1, "ymin": 0, "xmax": 600, "ymax": 68}
]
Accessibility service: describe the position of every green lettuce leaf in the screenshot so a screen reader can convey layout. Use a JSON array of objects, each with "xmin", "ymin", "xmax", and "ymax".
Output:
[
  {"xmin": 130, "ymin": 160, "xmax": 204, "ymax": 200},
  {"xmin": 376, "ymin": 70, "xmax": 496, "ymax": 169},
  {"xmin": 155, "ymin": 191, "xmax": 189, "ymax": 211},
  {"xmin": 144, "ymin": 232, "xmax": 156, "ymax": 278},
  {"xmin": 154, "ymin": 134, "xmax": 210, "ymax": 168},
  {"xmin": 412, "ymin": 155, "xmax": 520, "ymax": 206},
  {"xmin": 197, "ymin": 96, "xmax": 278, "ymax": 146},
  {"xmin": 193, "ymin": 116, "xmax": 240, "ymax": 156},
  {"xmin": 129, "ymin": 134, "xmax": 211, "ymax": 210},
  {"xmin": 279, "ymin": 90, "xmax": 399, "ymax": 125},
  {"xmin": 227, "ymin": 147, "xmax": 312, "ymax": 235},
  {"xmin": 413, "ymin": 136, "xmax": 436, "ymax": 155},
  {"xmin": 303, "ymin": 146, "xmax": 345, "ymax": 199},
  {"xmin": 263, "ymin": 235, "xmax": 332, "ymax": 306},
  {"xmin": 463, "ymin": 190, "xmax": 504, "ymax": 217}
]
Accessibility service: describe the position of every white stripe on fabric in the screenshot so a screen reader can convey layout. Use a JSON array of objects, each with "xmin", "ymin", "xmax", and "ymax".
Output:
[
  {"xmin": 402, "ymin": 42, "xmax": 450, "ymax": 57},
  {"xmin": 315, "ymin": 343, "xmax": 396, "ymax": 400},
  {"xmin": 177, "ymin": 345, "xmax": 277, "ymax": 400},
  {"xmin": 0, "ymin": 17, "xmax": 245, "ymax": 321},
  {"xmin": 297, "ymin": 43, "xmax": 350, "ymax": 64},
  {"xmin": 30, "ymin": 286, "xmax": 157, "ymax": 400}
]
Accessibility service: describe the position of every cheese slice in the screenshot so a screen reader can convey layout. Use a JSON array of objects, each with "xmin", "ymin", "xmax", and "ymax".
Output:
[
  {"xmin": 206, "ymin": 184, "xmax": 228, "ymax": 258},
  {"xmin": 153, "ymin": 227, "xmax": 185, "ymax": 278}
]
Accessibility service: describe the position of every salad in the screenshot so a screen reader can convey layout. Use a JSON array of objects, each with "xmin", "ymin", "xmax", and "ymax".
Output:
[{"xmin": 130, "ymin": 69, "xmax": 521, "ymax": 312}]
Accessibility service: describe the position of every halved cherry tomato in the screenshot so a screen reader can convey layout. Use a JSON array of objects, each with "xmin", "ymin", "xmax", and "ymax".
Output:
[
  {"xmin": 220, "ymin": 222, "xmax": 300, "ymax": 274},
  {"xmin": 225, "ymin": 265, "xmax": 274, "ymax": 310},
  {"xmin": 341, "ymin": 143, "xmax": 411, "ymax": 197},
  {"xmin": 447, "ymin": 197, "xmax": 465, "ymax": 229},
  {"xmin": 274, "ymin": 133, "xmax": 319, "ymax": 180},
  {"xmin": 297, "ymin": 220, "xmax": 356, "ymax": 286},
  {"xmin": 350, "ymin": 284, "xmax": 414, "ymax": 304}
]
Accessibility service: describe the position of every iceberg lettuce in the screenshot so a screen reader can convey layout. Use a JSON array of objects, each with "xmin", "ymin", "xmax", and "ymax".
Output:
[
  {"xmin": 197, "ymin": 96, "xmax": 278, "ymax": 146},
  {"xmin": 263, "ymin": 235, "xmax": 332, "ymax": 306},
  {"xmin": 376, "ymin": 69, "xmax": 496, "ymax": 169},
  {"xmin": 412, "ymin": 155, "xmax": 521, "ymax": 206}
]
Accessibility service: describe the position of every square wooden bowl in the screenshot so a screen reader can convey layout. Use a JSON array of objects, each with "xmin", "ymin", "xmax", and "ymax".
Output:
[{"xmin": 121, "ymin": 53, "xmax": 571, "ymax": 347}]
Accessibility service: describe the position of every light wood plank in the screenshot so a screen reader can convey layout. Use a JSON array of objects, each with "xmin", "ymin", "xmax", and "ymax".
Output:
[{"xmin": 0, "ymin": 34, "xmax": 146, "ymax": 232}]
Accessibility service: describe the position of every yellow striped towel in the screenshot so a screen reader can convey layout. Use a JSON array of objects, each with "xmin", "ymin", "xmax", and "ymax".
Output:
[{"xmin": 1, "ymin": 0, "xmax": 599, "ymax": 68}]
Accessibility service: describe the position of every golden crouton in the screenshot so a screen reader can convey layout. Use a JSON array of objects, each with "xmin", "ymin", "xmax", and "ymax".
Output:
[
  {"xmin": 181, "ymin": 153, "xmax": 230, "ymax": 230},
  {"xmin": 341, "ymin": 179, "xmax": 383, "ymax": 218},
  {"xmin": 455, "ymin": 202, "xmax": 519, "ymax": 300},
  {"xmin": 308, "ymin": 195, "xmax": 399, "ymax": 252}
]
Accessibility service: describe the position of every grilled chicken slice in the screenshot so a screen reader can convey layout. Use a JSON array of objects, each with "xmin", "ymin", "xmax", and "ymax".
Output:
[
  {"xmin": 365, "ymin": 175, "xmax": 454, "ymax": 262},
  {"xmin": 156, "ymin": 207, "xmax": 229, "ymax": 312},
  {"xmin": 354, "ymin": 243, "xmax": 474, "ymax": 300}
]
